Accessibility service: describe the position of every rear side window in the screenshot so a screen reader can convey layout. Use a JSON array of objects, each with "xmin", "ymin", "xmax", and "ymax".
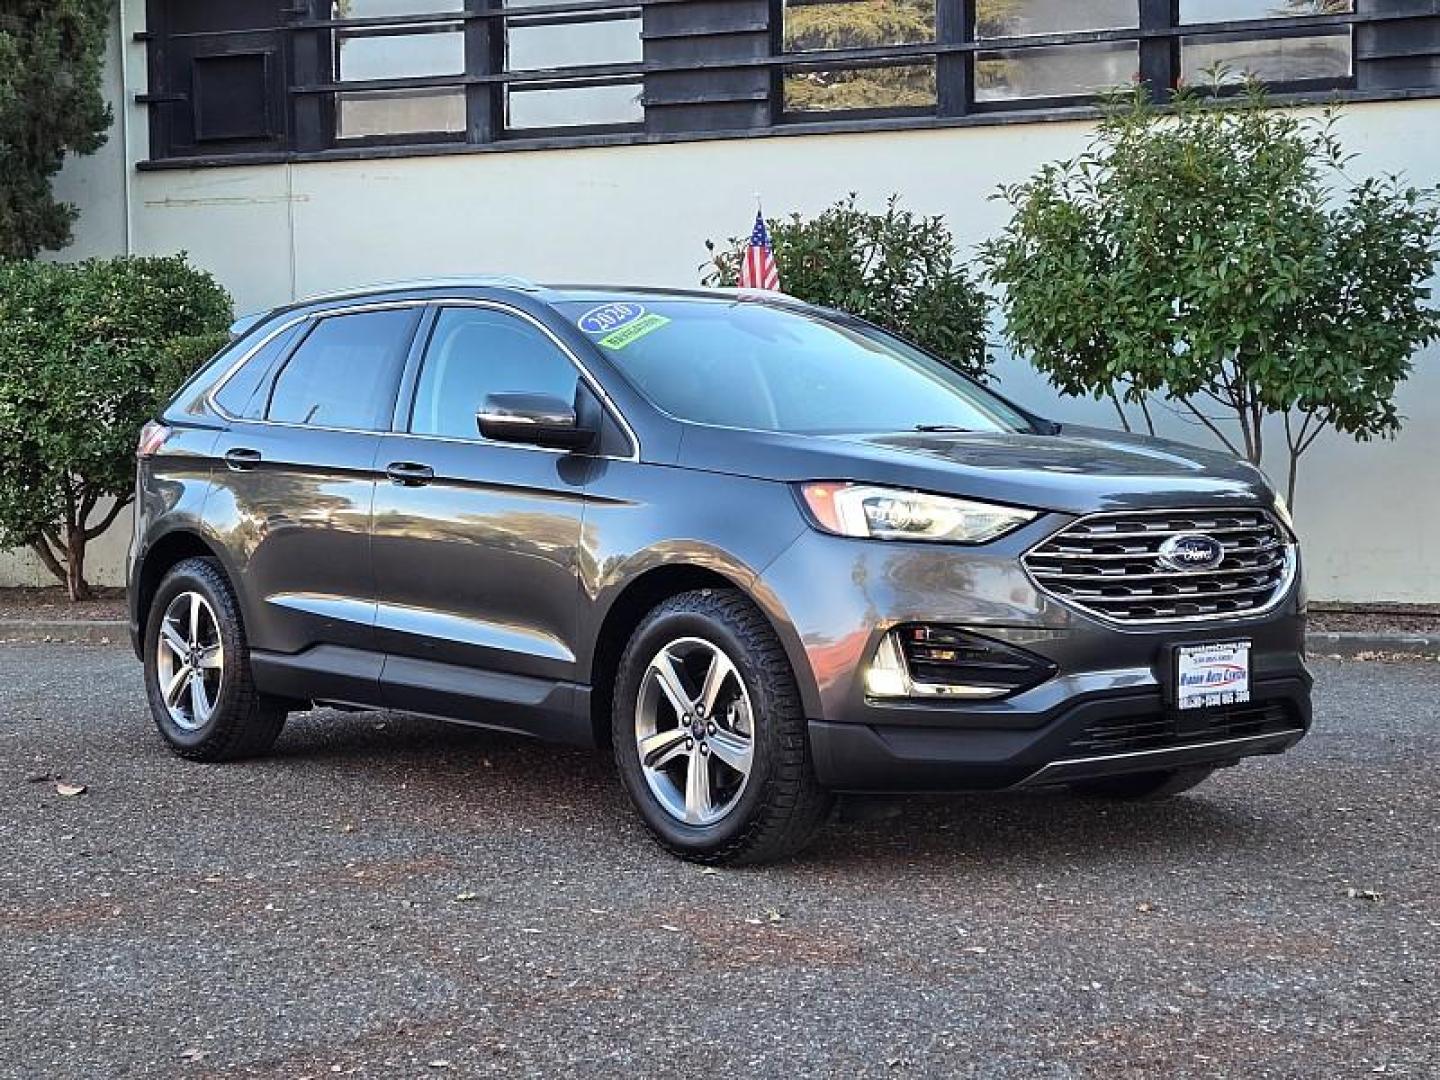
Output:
[
  {"xmin": 212, "ymin": 323, "xmax": 303, "ymax": 419},
  {"xmin": 267, "ymin": 308, "xmax": 419, "ymax": 430},
  {"xmin": 409, "ymin": 307, "xmax": 580, "ymax": 440}
]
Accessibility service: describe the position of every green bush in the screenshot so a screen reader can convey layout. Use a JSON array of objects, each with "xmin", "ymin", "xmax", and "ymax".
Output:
[
  {"xmin": 704, "ymin": 194, "xmax": 992, "ymax": 378},
  {"xmin": 0, "ymin": 254, "xmax": 232, "ymax": 598},
  {"xmin": 981, "ymin": 80, "xmax": 1440, "ymax": 507}
]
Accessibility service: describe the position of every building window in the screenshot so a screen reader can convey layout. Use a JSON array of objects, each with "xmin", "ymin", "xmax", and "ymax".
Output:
[
  {"xmin": 504, "ymin": 0, "xmax": 644, "ymax": 130},
  {"xmin": 333, "ymin": 0, "xmax": 466, "ymax": 139},
  {"xmin": 782, "ymin": 1, "xmax": 937, "ymax": 113},
  {"xmin": 1179, "ymin": 1, "xmax": 1354, "ymax": 86},
  {"xmin": 137, "ymin": 0, "xmax": 1427, "ymax": 164}
]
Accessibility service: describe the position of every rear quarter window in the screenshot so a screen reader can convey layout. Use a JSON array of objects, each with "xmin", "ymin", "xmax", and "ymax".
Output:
[{"xmin": 212, "ymin": 323, "xmax": 304, "ymax": 419}]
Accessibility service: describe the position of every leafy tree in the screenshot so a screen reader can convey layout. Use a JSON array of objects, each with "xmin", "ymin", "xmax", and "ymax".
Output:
[
  {"xmin": 704, "ymin": 194, "xmax": 991, "ymax": 377},
  {"xmin": 0, "ymin": 256, "xmax": 232, "ymax": 599},
  {"xmin": 981, "ymin": 80, "xmax": 1440, "ymax": 507},
  {"xmin": 0, "ymin": 0, "xmax": 115, "ymax": 258}
]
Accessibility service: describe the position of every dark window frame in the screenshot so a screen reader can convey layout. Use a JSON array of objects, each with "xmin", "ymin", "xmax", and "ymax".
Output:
[{"xmin": 137, "ymin": 0, "xmax": 1435, "ymax": 166}]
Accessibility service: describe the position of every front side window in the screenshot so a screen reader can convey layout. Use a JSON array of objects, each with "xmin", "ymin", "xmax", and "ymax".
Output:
[
  {"xmin": 267, "ymin": 308, "xmax": 419, "ymax": 430},
  {"xmin": 410, "ymin": 307, "xmax": 581, "ymax": 439},
  {"xmin": 561, "ymin": 299, "xmax": 1031, "ymax": 436}
]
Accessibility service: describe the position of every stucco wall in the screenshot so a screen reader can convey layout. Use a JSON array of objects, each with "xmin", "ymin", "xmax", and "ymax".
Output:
[{"xmin": 4, "ymin": 2, "xmax": 1437, "ymax": 602}]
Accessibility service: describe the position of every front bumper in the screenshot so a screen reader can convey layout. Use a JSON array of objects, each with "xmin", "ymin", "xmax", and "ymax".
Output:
[
  {"xmin": 808, "ymin": 673, "xmax": 1311, "ymax": 792},
  {"xmin": 758, "ymin": 516, "xmax": 1312, "ymax": 793}
]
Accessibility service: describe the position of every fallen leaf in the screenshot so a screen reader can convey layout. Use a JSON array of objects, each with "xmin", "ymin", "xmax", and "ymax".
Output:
[
  {"xmin": 55, "ymin": 781, "xmax": 87, "ymax": 797},
  {"xmin": 454, "ymin": 892, "xmax": 479, "ymax": 903},
  {"xmin": 659, "ymin": 924, "xmax": 682, "ymax": 933},
  {"xmin": 697, "ymin": 867, "xmax": 721, "ymax": 876},
  {"xmin": 427, "ymin": 1062, "xmax": 450, "ymax": 1070},
  {"xmin": 179, "ymin": 1048, "xmax": 209, "ymax": 1063}
]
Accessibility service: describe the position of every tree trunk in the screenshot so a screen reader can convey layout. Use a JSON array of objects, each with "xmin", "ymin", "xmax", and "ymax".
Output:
[{"xmin": 64, "ymin": 525, "xmax": 93, "ymax": 601}]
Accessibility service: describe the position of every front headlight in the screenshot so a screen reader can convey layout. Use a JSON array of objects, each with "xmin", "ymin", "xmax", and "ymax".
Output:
[{"xmin": 798, "ymin": 482, "xmax": 1038, "ymax": 544}]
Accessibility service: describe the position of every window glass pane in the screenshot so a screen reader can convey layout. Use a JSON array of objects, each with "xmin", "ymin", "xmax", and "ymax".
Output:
[
  {"xmin": 1181, "ymin": 29, "xmax": 1351, "ymax": 82},
  {"xmin": 1179, "ymin": 1, "xmax": 1352, "ymax": 23},
  {"xmin": 975, "ymin": 0, "xmax": 1137, "ymax": 38},
  {"xmin": 506, "ymin": 10, "xmax": 642, "ymax": 72},
  {"xmin": 784, "ymin": 64, "xmax": 936, "ymax": 112},
  {"xmin": 337, "ymin": 0, "xmax": 463, "ymax": 16},
  {"xmin": 411, "ymin": 308, "xmax": 580, "ymax": 439},
  {"xmin": 506, "ymin": 83, "xmax": 642, "ymax": 128},
  {"xmin": 976, "ymin": 41, "xmax": 1138, "ymax": 101},
  {"xmin": 268, "ymin": 310, "xmax": 416, "ymax": 430},
  {"xmin": 783, "ymin": 0, "xmax": 936, "ymax": 52},
  {"xmin": 214, "ymin": 323, "xmax": 303, "ymax": 419},
  {"xmin": 338, "ymin": 88, "xmax": 466, "ymax": 137},
  {"xmin": 339, "ymin": 30, "xmax": 464, "ymax": 81}
]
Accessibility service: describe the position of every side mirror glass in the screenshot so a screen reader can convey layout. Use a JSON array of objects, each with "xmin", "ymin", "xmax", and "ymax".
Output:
[{"xmin": 477, "ymin": 392, "xmax": 595, "ymax": 451}]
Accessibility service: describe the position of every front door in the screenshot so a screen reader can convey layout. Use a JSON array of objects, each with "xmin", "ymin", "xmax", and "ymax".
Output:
[{"xmin": 370, "ymin": 303, "xmax": 596, "ymax": 738}]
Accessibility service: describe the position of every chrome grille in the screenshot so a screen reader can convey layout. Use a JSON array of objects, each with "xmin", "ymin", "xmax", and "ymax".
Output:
[{"xmin": 1023, "ymin": 507, "xmax": 1294, "ymax": 624}]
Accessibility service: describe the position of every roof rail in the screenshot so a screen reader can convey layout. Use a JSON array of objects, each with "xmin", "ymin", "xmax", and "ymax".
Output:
[{"xmin": 294, "ymin": 274, "xmax": 543, "ymax": 306}]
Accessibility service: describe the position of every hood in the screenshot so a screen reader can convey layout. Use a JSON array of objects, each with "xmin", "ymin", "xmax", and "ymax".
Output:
[{"xmin": 675, "ymin": 422, "xmax": 1276, "ymax": 516}]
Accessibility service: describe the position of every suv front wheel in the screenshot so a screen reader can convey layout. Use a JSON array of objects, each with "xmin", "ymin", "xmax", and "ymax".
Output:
[
  {"xmin": 611, "ymin": 589, "xmax": 832, "ymax": 865},
  {"xmin": 143, "ymin": 557, "xmax": 288, "ymax": 761}
]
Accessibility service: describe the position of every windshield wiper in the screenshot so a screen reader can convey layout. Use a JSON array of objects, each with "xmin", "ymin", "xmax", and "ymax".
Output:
[{"xmin": 913, "ymin": 424, "xmax": 976, "ymax": 433}]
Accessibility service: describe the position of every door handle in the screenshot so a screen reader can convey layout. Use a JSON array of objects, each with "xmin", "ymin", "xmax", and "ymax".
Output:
[
  {"xmin": 223, "ymin": 447, "xmax": 262, "ymax": 470},
  {"xmin": 386, "ymin": 461, "xmax": 434, "ymax": 486}
]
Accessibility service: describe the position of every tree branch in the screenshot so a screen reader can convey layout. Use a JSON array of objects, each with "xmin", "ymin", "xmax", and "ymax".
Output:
[
  {"xmin": 1176, "ymin": 395, "xmax": 1243, "ymax": 457},
  {"xmin": 29, "ymin": 537, "xmax": 67, "ymax": 587},
  {"xmin": 82, "ymin": 494, "xmax": 133, "ymax": 542}
]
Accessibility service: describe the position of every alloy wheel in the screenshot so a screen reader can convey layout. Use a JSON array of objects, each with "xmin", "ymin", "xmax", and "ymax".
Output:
[
  {"xmin": 155, "ymin": 591, "xmax": 225, "ymax": 732},
  {"xmin": 634, "ymin": 636, "xmax": 755, "ymax": 826}
]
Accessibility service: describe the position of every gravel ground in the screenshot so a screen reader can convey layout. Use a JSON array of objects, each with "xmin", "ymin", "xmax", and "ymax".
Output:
[{"xmin": 2, "ymin": 646, "xmax": 1436, "ymax": 1079}]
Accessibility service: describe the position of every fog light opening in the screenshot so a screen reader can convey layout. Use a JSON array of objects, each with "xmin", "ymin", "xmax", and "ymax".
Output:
[{"xmin": 864, "ymin": 633, "xmax": 910, "ymax": 698}]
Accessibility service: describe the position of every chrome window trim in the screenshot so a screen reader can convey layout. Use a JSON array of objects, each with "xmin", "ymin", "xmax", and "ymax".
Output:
[
  {"xmin": 204, "ymin": 296, "xmax": 641, "ymax": 463},
  {"xmin": 1022, "ymin": 506, "xmax": 1299, "ymax": 627}
]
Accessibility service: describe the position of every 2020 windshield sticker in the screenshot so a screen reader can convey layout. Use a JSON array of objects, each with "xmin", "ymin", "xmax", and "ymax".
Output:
[{"xmin": 577, "ymin": 302, "xmax": 670, "ymax": 350}]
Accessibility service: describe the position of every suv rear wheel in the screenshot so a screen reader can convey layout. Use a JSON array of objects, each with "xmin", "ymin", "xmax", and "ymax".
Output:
[
  {"xmin": 143, "ymin": 557, "xmax": 288, "ymax": 761},
  {"xmin": 612, "ymin": 588, "xmax": 832, "ymax": 865}
]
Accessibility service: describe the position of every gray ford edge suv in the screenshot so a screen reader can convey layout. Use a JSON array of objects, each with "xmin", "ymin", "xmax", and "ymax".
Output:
[{"xmin": 128, "ymin": 277, "xmax": 1311, "ymax": 864}]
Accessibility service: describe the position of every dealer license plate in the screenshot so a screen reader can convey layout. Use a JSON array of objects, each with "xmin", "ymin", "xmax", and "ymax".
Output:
[{"xmin": 1175, "ymin": 641, "xmax": 1251, "ymax": 711}]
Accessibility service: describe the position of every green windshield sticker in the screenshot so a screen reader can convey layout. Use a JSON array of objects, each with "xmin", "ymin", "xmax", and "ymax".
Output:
[{"xmin": 598, "ymin": 313, "xmax": 670, "ymax": 350}]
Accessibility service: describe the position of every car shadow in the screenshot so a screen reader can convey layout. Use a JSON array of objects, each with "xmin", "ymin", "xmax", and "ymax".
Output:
[{"xmin": 261, "ymin": 707, "xmax": 1284, "ymax": 872}]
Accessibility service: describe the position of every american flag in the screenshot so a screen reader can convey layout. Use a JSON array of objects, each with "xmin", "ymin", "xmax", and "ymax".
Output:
[{"xmin": 738, "ymin": 209, "xmax": 781, "ymax": 291}]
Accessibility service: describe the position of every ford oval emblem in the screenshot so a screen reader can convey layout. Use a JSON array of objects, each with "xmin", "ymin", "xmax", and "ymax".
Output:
[{"xmin": 1157, "ymin": 533, "xmax": 1226, "ymax": 573}]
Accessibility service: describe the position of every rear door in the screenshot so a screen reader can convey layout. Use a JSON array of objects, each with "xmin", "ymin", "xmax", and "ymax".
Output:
[
  {"xmin": 370, "ymin": 302, "xmax": 601, "ymax": 737},
  {"xmin": 208, "ymin": 304, "xmax": 421, "ymax": 701}
]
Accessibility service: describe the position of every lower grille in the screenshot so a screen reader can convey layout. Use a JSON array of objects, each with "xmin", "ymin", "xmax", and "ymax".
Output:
[
  {"xmin": 1065, "ymin": 701, "xmax": 1301, "ymax": 758},
  {"xmin": 1023, "ymin": 506, "xmax": 1294, "ymax": 624}
]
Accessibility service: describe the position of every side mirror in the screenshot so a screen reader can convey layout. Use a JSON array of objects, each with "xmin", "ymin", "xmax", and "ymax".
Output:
[{"xmin": 477, "ymin": 392, "xmax": 595, "ymax": 451}]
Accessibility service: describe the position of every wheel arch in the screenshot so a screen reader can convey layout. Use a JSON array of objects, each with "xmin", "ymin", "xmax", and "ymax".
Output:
[
  {"xmin": 586, "ymin": 562, "xmax": 821, "ymax": 748},
  {"xmin": 132, "ymin": 528, "xmax": 231, "ymax": 653}
]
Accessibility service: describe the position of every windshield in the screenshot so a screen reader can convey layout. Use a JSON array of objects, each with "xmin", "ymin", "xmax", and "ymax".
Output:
[{"xmin": 560, "ymin": 299, "xmax": 1032, "ymax": 436}]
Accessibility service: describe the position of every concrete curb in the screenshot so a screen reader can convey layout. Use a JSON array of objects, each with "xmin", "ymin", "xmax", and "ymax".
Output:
[
  {"xmin": 1306, "ymin": 631, "xmax": 1440, "ymax": 659},
  {"xmin": 1, "ymin": 620, "xmax": 1436, "ymax": 658}
]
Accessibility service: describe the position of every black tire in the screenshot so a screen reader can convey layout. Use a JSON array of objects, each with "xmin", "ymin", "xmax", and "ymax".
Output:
[
  {"xmin": 143, "ymin": 557, "xmax": 288, "ymax": 761},
  {"xmin": 611, "ymin": 588, "xmax": 833, "ymax": 865},
  {"xmin": 1069, "ymin": 766, "xmax": 1216, "ymax": 802}
]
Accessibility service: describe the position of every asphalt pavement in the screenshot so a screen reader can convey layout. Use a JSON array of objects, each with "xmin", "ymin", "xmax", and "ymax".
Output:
[{"xmin": 2, "ymin": 645, "xmax": 1437, "ymax": 1078}]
